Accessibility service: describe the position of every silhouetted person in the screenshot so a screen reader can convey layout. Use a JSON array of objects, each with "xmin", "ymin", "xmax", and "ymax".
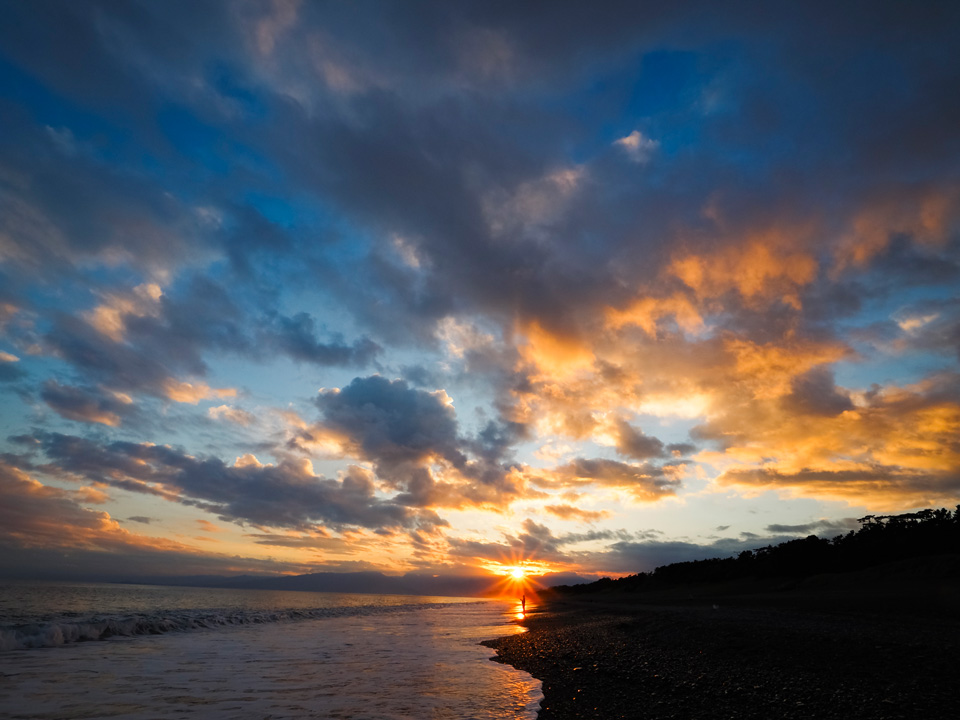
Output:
[{"xmin": 521, "ymin": 594, "xmax": 526, "ymax": 613}]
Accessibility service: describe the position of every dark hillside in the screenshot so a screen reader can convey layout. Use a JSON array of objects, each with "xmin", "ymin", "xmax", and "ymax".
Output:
[{"xmin": 548, "ymin": 507, "xmax": 960, "ymax": 614}]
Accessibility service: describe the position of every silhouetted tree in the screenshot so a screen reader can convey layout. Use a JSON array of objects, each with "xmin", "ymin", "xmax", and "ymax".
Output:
[{"xmin": 548, "ymin": 507, "xmax": 960, "ymax": 596}]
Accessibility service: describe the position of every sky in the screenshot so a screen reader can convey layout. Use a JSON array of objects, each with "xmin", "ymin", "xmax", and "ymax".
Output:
[{"xmin": 1, "ymin": 0, "xmax": 958, "ymax": 586}]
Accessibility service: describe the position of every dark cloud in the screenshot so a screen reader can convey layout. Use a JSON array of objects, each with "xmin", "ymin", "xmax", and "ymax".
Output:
[
  {"xmin": 0, "ymin": 0, "xmax": 958, "ymax": 579},
  {"xmin": 867, "ymin": 236, "xmax": 960, "ymax": 288},
  {"xmin": 614, "ymin": 420, "xmax": 667, "ymax": 459},
  {"xmin": 43, "ymin": 311, "xmax": 207, "ymax": 400},
  {"xmin": 399, "ymin": 364, "xmax": 438, "ymax": 388},
  {"xmin": 0, "ymin": 459, "xmax": 308, "ymax": 579},
  {"xmin": 317, "ymin": 376, "xmax": 464, "ymax": 467},
  {"xmin": 445, "ymin": 518, "xmax": 798, "ymax": 574},
  {"xmin": 37, "ymin": 278, "xmax": 383, "ymax": 404},
  {"xmin": 265, "ymin": 312, "xmax": 381, "ymax": 367},
  {"xmin": 3, "ymin": 0, "xmax": 958, "ymax": 360},
  {"xmin": 666, "ymin": 442, "xmax": 696, "ymax": 457},
  {"xmin": 0, "ymin": 361, "xmax": 26, "ymax": 383},
  {"xmin": 29, "ymin": 432, "xmax": 437, "ymax": 532},
  {"xmin": 470, "ymin": 419, "xmax": 528, "ymax": 463},
  {"xmin": 40, "ymin": 380, "xmax": 137, "ymax": 426},
  {"xmin": 765, "ymin": 518, "xmax": 859, "ymax": 535},
  {"xmin": 595, "ymin": 534, "xmax": 801, "ymax": 574},
  {"xmin": 245, "ymin": 1, "xmax": 960, "ymax": 347},
  {"xmin": 894, "ymin": 297, "xmax": 960, "ymax": 361},
  {"xmin": 784, "ymin": 368, "xmax": 854, "ymax": 417}
]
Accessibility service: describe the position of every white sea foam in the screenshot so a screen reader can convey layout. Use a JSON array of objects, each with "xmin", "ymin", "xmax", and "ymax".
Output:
[{"xmin": 0, "ymin": 601, "xmax": 469, "ymax": 651}]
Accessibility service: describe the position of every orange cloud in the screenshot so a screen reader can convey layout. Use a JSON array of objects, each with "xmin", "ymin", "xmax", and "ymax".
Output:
[
  {"xmin": 604, "ymin": 292, "xmax": 704, "ymax": 335},
  {"xmin": 0, "ymin": 461, "xmax": 189, "ymax": 554},
  {"xmin": 723, "ymin": 336, "xmax": 851, "ymax": 400},
  {"xmin": 543, "ymin": 504, "xmax": 610, "ymax": 522},
  {"xmin": 833, "ymin": 185, "xmax": 960, "ymax": 272},
  {"xmin": 196, "ymin": 519, "xmax": 224, "ymax": 533},
  {"xmin": 701, "ymin": 375, "xmax": 960, "ymax": 509},
  {"xmin": 670, "ymin": 233, "xmax": 818, "ymax": 308},
  {"xmin": 83, "ymin": 283, "xmax": 163, "ymax": 342},
  {"xmin": 515, "ymin": 320, "xmax": 594, "ymax": 380},
  {"xmin": 525, "ymin": 457, "xmax": 682, "ymax": 502},
  {"xmin": 163, "ymin": 379, "xmax": 237, "ymax": 404},
  {"xmin": 208, "ymin": 404, "xmax": 255, "ymax": 425}
]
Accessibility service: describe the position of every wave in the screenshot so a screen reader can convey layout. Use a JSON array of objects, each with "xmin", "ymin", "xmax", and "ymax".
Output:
[{"xmin": 0, "ymin": 600, "xmax": 465, "ymax": 652}]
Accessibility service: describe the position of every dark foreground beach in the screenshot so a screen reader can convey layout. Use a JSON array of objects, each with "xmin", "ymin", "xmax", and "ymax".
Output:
[{"xmin": 482, "ymin": 591, "xmax": 960, "ymax": 720}]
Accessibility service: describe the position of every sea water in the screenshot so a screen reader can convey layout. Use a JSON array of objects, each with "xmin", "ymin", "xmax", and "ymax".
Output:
[{"xmin": 0, "ymin": 582, "xmax": 541, "ymax": 719}]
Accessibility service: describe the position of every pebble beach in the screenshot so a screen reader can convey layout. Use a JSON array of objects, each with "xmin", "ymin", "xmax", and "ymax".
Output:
[{"xmin": 483, "ymin": 597, "xmax": 960, "ymax": 720}]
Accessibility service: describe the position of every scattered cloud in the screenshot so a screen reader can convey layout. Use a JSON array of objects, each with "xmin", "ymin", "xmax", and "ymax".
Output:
[
  {"xmin": 0, "ymin": 1, "xmax": 957, "ymax": 580},
  {"xmin": 614, "ymin": 130, "xmax": 659, "ymax": 163},
  {"xmin": 208, "ymin": 404, "xmax": 256, "ymax": 426}
]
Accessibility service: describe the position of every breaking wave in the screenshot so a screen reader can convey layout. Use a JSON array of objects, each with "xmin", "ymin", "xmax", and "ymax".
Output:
[{"xmin": 0, "ymin": 600, "xmax": 463, "ymax": 652}]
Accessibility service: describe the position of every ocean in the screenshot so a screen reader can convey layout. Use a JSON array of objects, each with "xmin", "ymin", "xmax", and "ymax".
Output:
[{"xmin": 0, "ymin": 582, "xmax": 541, "ymax": 719}]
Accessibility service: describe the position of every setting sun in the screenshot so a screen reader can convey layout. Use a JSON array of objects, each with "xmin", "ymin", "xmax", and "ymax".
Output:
[{"xmin": 509, "ymin": 567, "xmax": 526, "ymax": 580}]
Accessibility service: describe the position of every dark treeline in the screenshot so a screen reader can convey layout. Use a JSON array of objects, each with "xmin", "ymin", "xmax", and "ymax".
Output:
[{"xmin": 553, "ymin": 507, "xmax": 960, "ymax": 595}]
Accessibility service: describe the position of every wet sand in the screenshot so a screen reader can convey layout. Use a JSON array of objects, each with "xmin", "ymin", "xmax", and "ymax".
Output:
[{"xmin": 483, "ymin": 595, "xmax": 960, "ymax": 719}]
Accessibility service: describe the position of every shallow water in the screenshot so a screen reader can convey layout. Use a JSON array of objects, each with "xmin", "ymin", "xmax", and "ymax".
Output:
[{"xmin": 0, "ymin": 582, "xmax": 541, "ymax": 719}]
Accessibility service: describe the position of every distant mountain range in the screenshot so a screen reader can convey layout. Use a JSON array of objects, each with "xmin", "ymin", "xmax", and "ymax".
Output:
[{"xmin": 122, "ymin": 570, "xmax": 591, "ymax": 598}]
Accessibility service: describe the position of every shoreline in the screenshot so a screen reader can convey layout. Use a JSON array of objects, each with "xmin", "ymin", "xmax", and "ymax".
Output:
[{"xmin": 482, "ymin": 595, "xmax": 960, "ymax": 719}]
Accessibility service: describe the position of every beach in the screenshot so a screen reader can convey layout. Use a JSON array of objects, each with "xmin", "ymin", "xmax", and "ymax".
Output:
[{"xmin": 483, "ymin": 595, "xmax": 960, "ymax": 720}]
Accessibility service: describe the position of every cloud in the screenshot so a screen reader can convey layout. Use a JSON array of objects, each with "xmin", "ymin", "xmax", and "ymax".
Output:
[
  {"xmin": 614, "ymin": 420, "xmax": 667, "ymax": 459},
  {"xmin": 444, "ymin": 518, "xmax": 802, "ymax": 574},
  {"xmin": 591, "ymin": 535, "xmax": 798, "ymax": 574},
  {"xmin": 0, "ymin": 352, "xmax": 26, "ymax": 382},
  {"xmin": 40, "ymin": 380, "xmax": 136, "ymax": 426},
  {"xmin": 698, "ymin": 372, "xmax": 960, "ymax": 508},
  {"xmin": 35, "ymin": 276, "xmax": 382, "ymax": 408},
  {"xmin": 614, "ymin": 130, "xmax": 659, "ymax": 163},
  {"xmin": 308, "ymin": 376, "xmax": 542, "ymax": 511},
  {"xmin": 0, "ymin": 112, "xmax": 210, "ymax": 277},
  {"xmin": 0, "ymin": 0, "xmax": 959, "ymax": 580},
  {"xmin": 719, "ymin": 465, "xmax": 960, "ymax": 510},
  {"xmin": 0, "ymin": 459, "xmax": 182, "ymax": 555},
  {"xmin": 82, "ymin": 284, "xmax": 164, "ymax": 343},
  {"xmin": 251, "ymin": 0, "xmax": 301, "ymax": 57},
  {"xmin": 208, "ymin": 405, "xmax": 256, "ymax": 426},
  {"xmin": 264, "ymin": 312, "xmax": 381, "ymax": 367},
  {"xmin": 889, "ymin": 297, "xmax": 960, "ymax": 361},
  {"xmin": 530, "ymin": 457, "xmax": 682, "ymax": 501},
  {"xmin": 783, "ymin": 368, "xmax": 854, "ymax": 417},
  {"xmin": 28, "ymin": 433, "xmax": 439, "ymax": 532},
  {"xmin": 544, "ymin": 504, "xmax": 609, "ymax": 522},
  {"xmin": 669, "ymin": 233, "xmax": 819, "ymax": 309},
  {"xmin": 162, "ymin": 380, "xmax": 236, "ymax": 404},
  {"xmin": 316, "ymin": 375, "xmax": 465, "ymax": 468},
  {"xmin": 0, "ymin": 460, "xmax": 313, "ymax": 579},
  {"xmin": 764, "ymin": 518, "xmax": 859, "ymax": 535},
  {"xmin": 196, "ymin": 518, "xmax": 224, "ymax": 533}
]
